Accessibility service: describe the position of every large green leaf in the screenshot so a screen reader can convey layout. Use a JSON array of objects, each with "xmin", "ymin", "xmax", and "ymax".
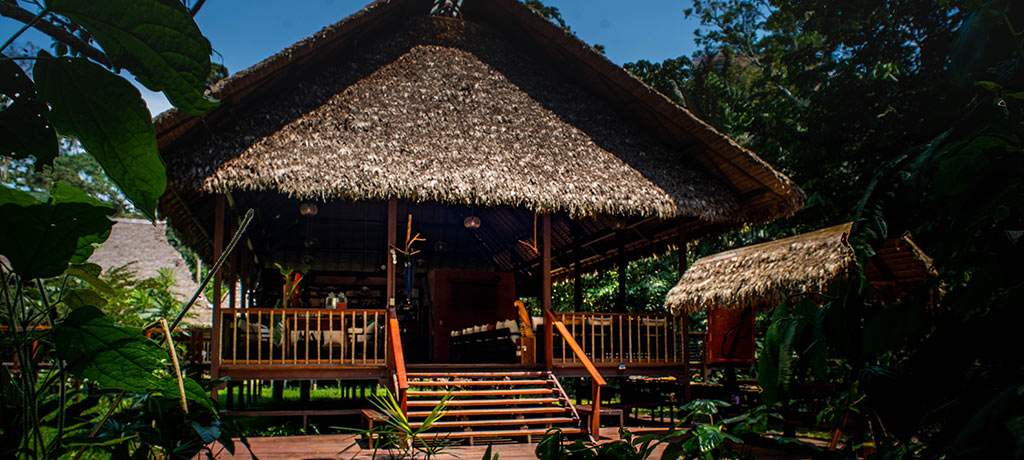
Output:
[
  {"xmin": 53, "ymin": 306, "xmax": 214, "ymax": 411},
  {"xmin": 0, "ymin": 184, "xmax": 42, "ymax": 206},
  {"xmin": 66, "ymin": 262, "xmax": 114, "ymax": 294},
  {"xmin": 0, "ymin": 58, "xmax": 57, "ymax": 168},
  {"xmin": 46, "ymin": 0, "xmax": 218, "ymax": 115},
  {"xmin": 34, "ymin": 54, "xmax": 166, "ymax": 218},
  {"xmin": 0, "ymin": 183, "xmax": 114, "ymax": 279},
  {"xmin": 50, "ymin": 183, "xmax": 116, "ymax": 264}
]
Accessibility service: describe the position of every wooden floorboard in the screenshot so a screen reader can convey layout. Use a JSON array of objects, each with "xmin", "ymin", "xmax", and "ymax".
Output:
[{"xmin": 203, "ymin": 431, "xmax": 814, "ymax": 460}]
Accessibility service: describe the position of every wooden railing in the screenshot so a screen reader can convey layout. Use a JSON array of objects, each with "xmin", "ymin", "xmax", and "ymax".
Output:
[
  {"xmin": 546, "ymin": 309, "xmax": 606, "ymax": 438},
  {"xmin": 550, "ymin": 312, "xmax": 686, "ymax": 365},
  {"xmin": 218, "ymin": 308, "xmax": 387, "ymax": 366},
  {"xmin": 386, "ymin": 305, "xmax": 408, "ymax": 414}
]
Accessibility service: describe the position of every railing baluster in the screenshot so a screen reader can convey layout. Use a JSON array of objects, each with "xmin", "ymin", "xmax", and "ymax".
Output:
[
  {"xmin": 646, "ymin": 316, "xmax": 651, "ymax": 363},
  {"xmin": 663, "ymin": 316, "xmax": 669, "ymax": 363},
  {"xmin": 344, "ymin": 311, "xmax": 350, "ymax": 364},
  {"xmin": 568, "ymin": 314, "xmax": 574, "ymax": 364},
  {"xmin": 628, "ymin": 315, "xmax": 633, "ymax": 363},
  {"xmin": 231, "ymin": 310, "xmax": 237, "ymax": 364},
  {"xmin": 362, "ymin": 311, "xmax": 368, "ymax": 365},
  {"xmin": 328, "ymin": 311, "xmax": 333, "ymax": 364},
  {"xmin": 589, "ymin": 314, "xmax": 595, "ymax": 362},
  {"xmin": 245, "ymin": 310, "xmax": 250, "ymax": 365},
  {"xmin": 257, "ymin": 311, "xmax": 263, "ymax": 365}
]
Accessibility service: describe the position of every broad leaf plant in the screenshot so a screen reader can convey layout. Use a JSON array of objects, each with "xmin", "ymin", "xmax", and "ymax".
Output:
[{"xmin": 0, "ymin": 0, "xmax": 248, "ymax": 458}]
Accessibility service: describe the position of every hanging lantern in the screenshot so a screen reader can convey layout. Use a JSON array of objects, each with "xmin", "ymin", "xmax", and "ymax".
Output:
[
  {"xmin": 299, "ymin": 202, "xmax": 318, "ymax": 216},
  {"xmin": 463, "ymin": 216, "xmax": 481, "ymax": 229}
]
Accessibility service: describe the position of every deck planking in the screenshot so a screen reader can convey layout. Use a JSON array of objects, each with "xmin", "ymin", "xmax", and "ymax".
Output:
[{"xmin": 203, "ymin": 430, "xmax": 813, "ymax": 460}]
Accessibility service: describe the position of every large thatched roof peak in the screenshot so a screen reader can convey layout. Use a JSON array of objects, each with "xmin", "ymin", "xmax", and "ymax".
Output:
[
  {"xmin": 665, "ymin": 223, "xmax": 935, "ymax": 313},
  {"xmin": 155, "ymin": 0, "xmax": 802, "ymax": 227}
]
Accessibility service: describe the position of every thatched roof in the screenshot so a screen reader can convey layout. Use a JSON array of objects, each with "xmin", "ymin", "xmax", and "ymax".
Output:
[
  {"xmin": 665, "ymin": 223, "xmax": 934, "ymax": 313},
  {"xmin": 88, "ymin": 219, "xmax": 212, "ymax": 326},
  {"xmin": 155, "ymin": 0, "xmax": 803, "ymax": 265}
]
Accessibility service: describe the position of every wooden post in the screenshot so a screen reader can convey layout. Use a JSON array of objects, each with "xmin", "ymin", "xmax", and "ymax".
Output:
[
  {"xmin": 573, "ymin": 243, "xmax": 583, "ymax": 312},
  {"xmin": 591, "ymin": 380, "xmax": 601, "ymax": 438},
  {"xmin": 386, "ymin": 199, "xmax": 397, "ymax": 307},
  {"xmin": 677, "ymin": 220, "xmax": 692, "ymax": 402},
  {"xmin": 210, "ymin": 195, "xmax": 225, "ymax": 400},
  {"xmin": 542, "ymin": 213, "xmax": 553, "ymax": 370},
  {"xmin": 616, "ymin": 231, "xmax": 627, "ymax": 312}
]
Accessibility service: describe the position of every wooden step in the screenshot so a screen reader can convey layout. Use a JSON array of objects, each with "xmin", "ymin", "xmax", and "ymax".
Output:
[
  {"xmin": 407, "ymin": 397, "xmax": 562, "ymax": 407},
  {"xmin": 408, "ymin": 406, "xmax": 569, "ymax": 418},
  {"xmin": 408, "ymin": 379, "xmax": 550, "ymax": 387},
  {"xmin": 407, "ymin": 371, "xmax": 548, "ymax": 378},
  {"xmin": 410, "ymin": 417, "xmax": 576, "ymax": 429},
  {"xmin": 408, "ymin": 388, "xmax": 556, "ymax": 397},
  {"xmin": 414, "ymin": 427, "xmax": 584, "ymax": 440}
]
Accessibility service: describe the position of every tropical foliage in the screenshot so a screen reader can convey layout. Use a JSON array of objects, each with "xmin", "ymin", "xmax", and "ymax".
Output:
[
  {"xmin": 0, "ymin": 0, "xmax": 244, "ymax": 458},
  {"xmin": 621, "ymin": 0, "xmax": 1024, "ymax": 458}
]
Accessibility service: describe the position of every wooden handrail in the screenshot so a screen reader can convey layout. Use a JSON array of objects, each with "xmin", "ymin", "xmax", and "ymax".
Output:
[
  {"xmin": 545, "ymin": 309, "xmax": 604, "ymax": 439},
  {"xmin": 220, "ymin": 307, "xmax": 383, "ymax": 314},
  {"xmin": 386, "ymin": 306, "xmax": 408, "ymax": 413},
  {"xmin": 555, "ymin": 311, "xmax": 674, "ymax": 319},
  {"xmin": 514, "ymin": 300, "xmax": 535, "ymax": 338},
  {"xmin": 546, "ymin": 310, "xmax": 606, "ymax": 386}
]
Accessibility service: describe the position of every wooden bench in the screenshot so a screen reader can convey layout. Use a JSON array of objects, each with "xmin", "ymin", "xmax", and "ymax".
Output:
[
  {"xmin": 574, "ymin": 404, "xmax": 624, "ymax": 431},
  {"xmin": 361, "ymin": 409, "xmax": 389, "ymax": 448}
]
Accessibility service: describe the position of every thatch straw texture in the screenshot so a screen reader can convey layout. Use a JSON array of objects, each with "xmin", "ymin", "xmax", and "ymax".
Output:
[
  {"xmin": 666, "ymin": 223, "xmax": 855, "ymax": 313},
  {"xmin": 162, "ymin": 17, "xmax": 739, "ymax": 221},
  {"xmin": 88, "ymin": 219, "xmax": 212, "ymax": 326}
]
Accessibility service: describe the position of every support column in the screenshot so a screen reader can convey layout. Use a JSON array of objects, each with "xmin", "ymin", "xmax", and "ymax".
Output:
[
  {"xmin": 542, "ymin": 213, "xmax": 553, "ymax": 370},
  {"xmin": 616, "ymin": 231, "xmax": 627, "ymax": 312},
  {"xmin": 573, "ymin": 244, "xmax": 583, "ymax": 312},
  {"xmin": 677, "ymin": 219, "xmax": 692, "ymax": 402},
  {"xmin": 386, "ymin": 199, "xmax": 397, "ymax": 306},
  {"xmin": 210, "ymin": 195, "xmax": 225, "ymax": 400}
]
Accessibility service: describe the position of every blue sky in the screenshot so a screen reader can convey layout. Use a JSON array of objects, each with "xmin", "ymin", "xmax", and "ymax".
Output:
[{"xmin": 1, "ymin": 0, "xmax": 701, "ymax": 115}]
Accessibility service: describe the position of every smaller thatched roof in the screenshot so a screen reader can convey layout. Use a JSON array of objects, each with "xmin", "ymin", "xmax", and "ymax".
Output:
[
  {"xmin": 665, "ymin": 223, "xmax": 934, "ymax": 313},
  {"xmin": 88, "ymin": 219, "xmax": 212, "ymax": 326}
]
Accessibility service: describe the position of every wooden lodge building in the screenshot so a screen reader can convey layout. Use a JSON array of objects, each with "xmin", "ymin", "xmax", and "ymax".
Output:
[{"xmin": 155, "ymin": 0, "xmax": 803, "ymax": 439}]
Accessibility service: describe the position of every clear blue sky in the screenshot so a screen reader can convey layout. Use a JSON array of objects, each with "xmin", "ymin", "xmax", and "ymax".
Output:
[{"xmin": 1, "ymin": 0, "xmax": 701, "ymax": 115}]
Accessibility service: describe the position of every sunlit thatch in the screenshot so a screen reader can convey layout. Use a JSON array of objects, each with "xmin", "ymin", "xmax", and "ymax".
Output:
[{"xmin": 665, "ymin": 223, "xmax": 935, "ymax": 313}]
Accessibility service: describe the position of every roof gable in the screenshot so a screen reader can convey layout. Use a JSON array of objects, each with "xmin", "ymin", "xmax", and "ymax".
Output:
[
  {"xmin": 164, "ymin": 17, "xmax": 740, "ymax": 220},
  {"xmin": 156, "ymin": 0, "xmax": 802, "ymax": 223}
]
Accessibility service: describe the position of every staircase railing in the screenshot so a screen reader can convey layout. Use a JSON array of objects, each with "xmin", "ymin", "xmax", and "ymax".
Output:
[
  {"xmin": 545, "ymin": 309, "xmax": 606, "ymax": 438},
  {"xmin": 550, "ymin": 311, "xmax": 686, "ymax": 365},
  {"xmin": 386, "ymin": 305, "xmax": 408, "ymax": 414}
]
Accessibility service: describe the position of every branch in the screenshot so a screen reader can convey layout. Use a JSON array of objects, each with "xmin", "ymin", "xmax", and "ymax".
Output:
[{"xmin": 0, "ymin": 3, "xmax": 111, "ymax": 67}]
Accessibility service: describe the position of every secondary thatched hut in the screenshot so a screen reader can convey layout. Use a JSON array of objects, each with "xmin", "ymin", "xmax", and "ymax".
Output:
[
  {"xmin": 665, "ymin": 223, "xmax": 935, "ymax": 314},
  {"xmin": 88, "ymin": 218, "xmax": 212, "ymax": 325}
]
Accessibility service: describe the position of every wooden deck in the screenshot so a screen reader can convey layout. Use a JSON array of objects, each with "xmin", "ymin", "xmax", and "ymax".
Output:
[{"xmin": 205, "ymin": 431, "xmax": 815, "ymax": 460}]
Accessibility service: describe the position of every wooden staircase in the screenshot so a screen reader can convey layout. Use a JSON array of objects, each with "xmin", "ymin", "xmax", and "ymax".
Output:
[{"xmin": 405, "ymin": 370, "xmax": 583, "ymax": 444}]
